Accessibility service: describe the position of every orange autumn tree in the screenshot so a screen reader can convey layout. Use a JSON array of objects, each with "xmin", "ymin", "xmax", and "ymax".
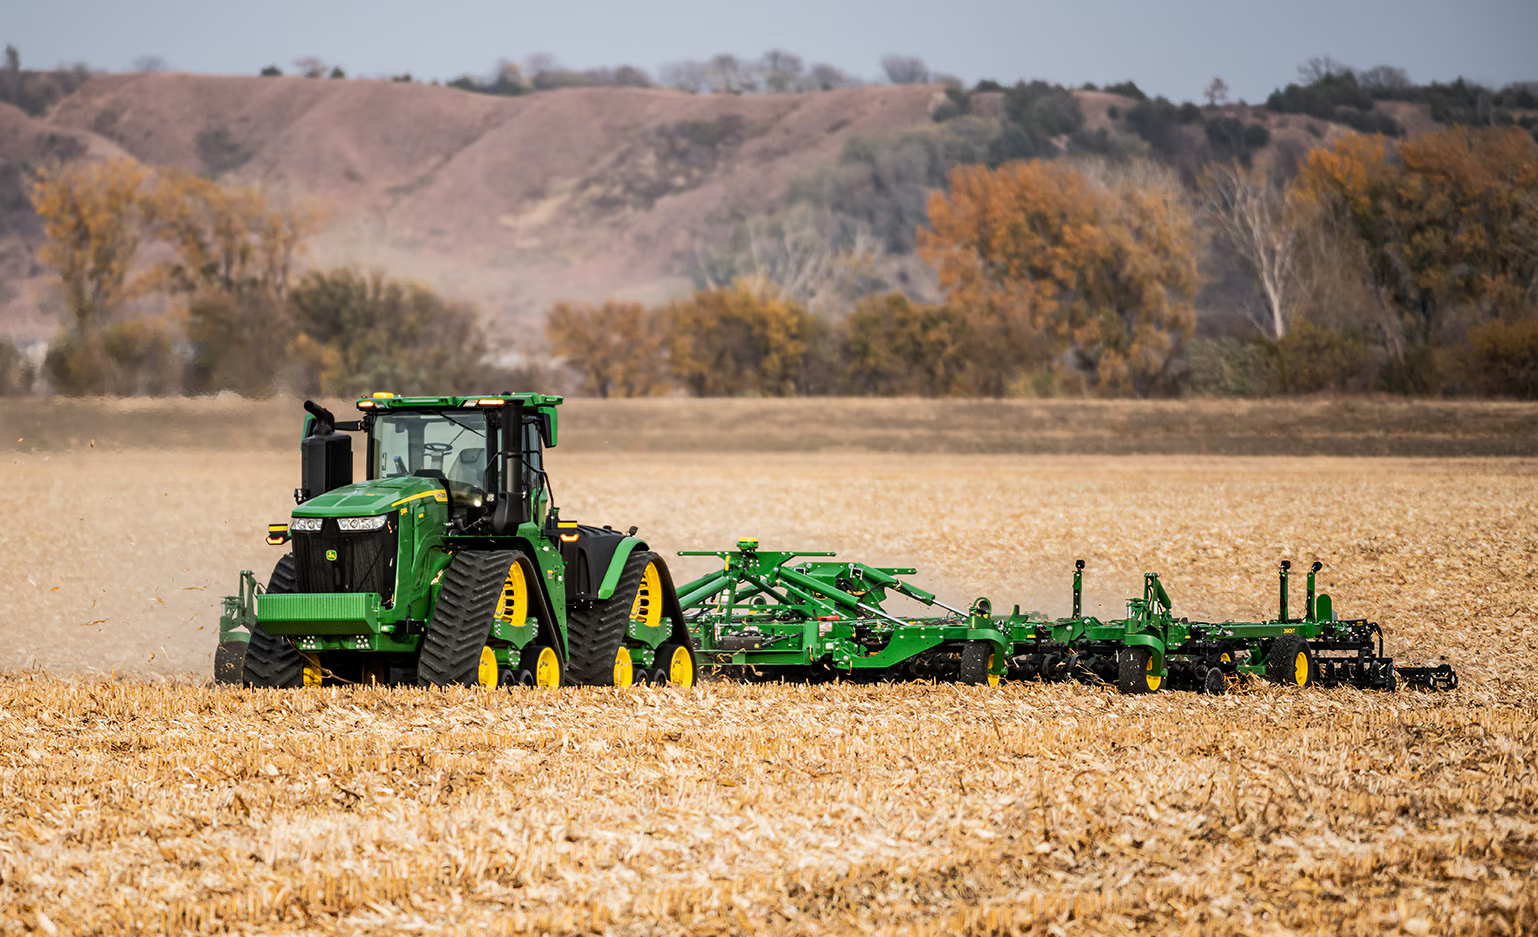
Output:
[
  {"xmin": 546, "ymin": 299, "xmax": 671, "ymax": 398},
  {"xmin": 1294, "ymin": 126, "xmax": 1538, "ymax": 353},
  {"xmin": 29, "ymin": 158, "xmax": 154, "ymax": 339},
  {"xmin": 664, "ymin": 279, "xmax": 823, "ymax": 396},
  {"xmin": 149, "ymin": 169, "xmax": 315, "ymax": 395},
  {"xmin": 918, "ymin": 159, "xmax": 1200, "ymax": 397}
]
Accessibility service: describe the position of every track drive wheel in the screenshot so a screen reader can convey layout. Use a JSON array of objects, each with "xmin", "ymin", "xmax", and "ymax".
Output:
[
  {"xmin": 418, "ymin": 550, "xmax": 529, "ymax": 687},
  {"xmin": 1266, "ymin": 635, "xmax": 1315, "ymax": 687},
  {"xmin": 1116, "ymin": 646, "xmax": 1163, "ymax": 695},
  {"xmin": 959, "ymin": 643, "xmax": 1001, "ymax": 687},
  {"xmin": 242, "ymin": 555, "xmax": 305, "ymax": 688},
  {"xmin": 566, "ymin": 550, "xmax": 671, "ymax": 686}
]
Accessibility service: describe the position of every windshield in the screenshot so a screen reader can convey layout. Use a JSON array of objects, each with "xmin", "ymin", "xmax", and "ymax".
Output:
[{"xmin": 373, "ymin": 411, "xmax": 492, "ymax": 492}]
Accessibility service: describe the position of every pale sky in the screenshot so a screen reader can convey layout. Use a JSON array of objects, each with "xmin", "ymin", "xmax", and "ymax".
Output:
[{"xmin": 5, "ymin": 0, "xmax": 1534, "ymax": 103}]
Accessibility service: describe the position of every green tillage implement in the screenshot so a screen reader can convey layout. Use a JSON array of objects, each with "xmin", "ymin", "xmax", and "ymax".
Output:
[{"xmin": 677, "ymin": 540, "xmax": 1458, "ymax": 695}]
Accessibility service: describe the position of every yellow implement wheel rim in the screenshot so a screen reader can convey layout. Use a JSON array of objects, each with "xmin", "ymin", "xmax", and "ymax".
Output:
[
  {"xmin": 613, "ymin": 647, "xmax": 634, "ymax": 687},
  {"xmin": 301, "ymin": 653, "xmax": 323, "ymax": 688},
  {"xmin": 630, "ymin": 561, "xmax": 662, "ymax": 629},
  {"xmin": 534, "ymin": 646, "xmax": 560, "ymax": 687},
  {"xmin": 668, "ymin": 645, "xmax": 695, "ymax": 687},
  {"xmin": 986, "ymin": 650, "xmax": 1001, "ymax": 688},
  {"xmin": 495, "ymin": 562, "xmax": 528, "ymax": 625},
  {"xmin": 477, "ymin": 646, "xmax": 498, "ymax": 687},
  {"xmin": 1294, "ymin": 650, "xmax": 1309, "ymax": 686},
  {"xmin": 1145, "ymin": 654, "xmax": 1162, "ymax": 692}
]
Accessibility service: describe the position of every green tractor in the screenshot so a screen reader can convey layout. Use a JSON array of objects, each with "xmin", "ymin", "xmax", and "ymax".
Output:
[{"xmin": 215, "ymin": 394, "xmax": 696, "ymax": 689}]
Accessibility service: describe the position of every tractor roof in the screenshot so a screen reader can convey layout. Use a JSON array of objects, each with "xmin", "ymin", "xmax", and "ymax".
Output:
[{"xmin": 355, "ymin": 392, "xmax": 564, "ymax": 412}]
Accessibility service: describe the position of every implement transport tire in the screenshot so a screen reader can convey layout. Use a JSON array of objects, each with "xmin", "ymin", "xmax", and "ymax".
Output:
[
  {"xmin": 418, "ymin": 550, "xmax": 527, "ymax": 688},
  {"xmin": 1266, "ymin": 635, "xmax": 1315, "ymax": 687},
  {"xmin": 1116, "ymin": 646, "xmax": 1162, "ymax": 695},
  {"xmin": 566, "ymin": 550, "xmax": 664, "ymax": 686},
  {"xmin": 959, "ymin": 643, "xmax": 1001, "ymax": 687},
  {"xmin": 242, "ymin": 555, "xmax": 305, "ymax": 689}
]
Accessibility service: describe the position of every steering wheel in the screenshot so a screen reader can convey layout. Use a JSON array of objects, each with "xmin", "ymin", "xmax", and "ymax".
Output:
[{"xmin": 423, "ymin": 442, "xmax": 454, "ymax": 455}]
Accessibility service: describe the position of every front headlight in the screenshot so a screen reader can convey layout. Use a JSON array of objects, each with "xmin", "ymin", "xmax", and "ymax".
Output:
[
  {"xmin": 338, "ymin": 515, "xmax": 388, "ymax": 531},
  {"xmin": 291, "ymin": 517, "xmax": 323, "ymax": 532}
]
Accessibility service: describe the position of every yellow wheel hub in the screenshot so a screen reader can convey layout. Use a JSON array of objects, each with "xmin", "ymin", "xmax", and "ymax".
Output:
[
  {"xmin": 1145, "ymin": 654, "xmax": 1162, "ymax": 692},
  {"xmin": 613, "ymin": 647, "xmax": 634, "ymax": 687},
  {"xmin": 534, "ymin": 646, "xmax": 561, "ymax": 687},
  {"xmin": 1294, "ymin": 650, "xmax": 1309, "ymax": 686},
  {"xmin": 667, "ymin": 645, "xmax": 695, "ymax": 687},
  {"xmin": 630, "ymin": 561, "xmax": 662, "ymax": 629},
  {"xmin": 495, "ymin": 562, "xmax": 528, "ymax": 625},
  {"xmin": 986, "ymin": 650, "xmax": 1001, "ymax": 688},
  {"xmin": 477, "ymin": 646, "xmax": 498, "ymax": 687},
  {"xmin": 301, "ymin": 653, "xmax": 323, "ymax": 687}
]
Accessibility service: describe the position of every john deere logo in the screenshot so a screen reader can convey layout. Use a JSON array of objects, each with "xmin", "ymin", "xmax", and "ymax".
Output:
[{"xmin": 325, "ymin": 549, "xmax": 338, "ymax": 561}]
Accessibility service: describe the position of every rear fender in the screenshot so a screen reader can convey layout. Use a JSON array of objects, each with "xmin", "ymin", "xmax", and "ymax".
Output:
[{"xmin": 1122, "ymin": 633, "xmax": 1166, "ymax": 674}]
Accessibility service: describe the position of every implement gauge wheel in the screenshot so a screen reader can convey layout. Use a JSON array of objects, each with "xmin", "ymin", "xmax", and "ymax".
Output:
[
  {"xmin": 959, "ymin": 643, "xmax": 1001, "ymax": 687},
  {"xmin": 418, "ymin": 550, "xmax": 528, "ymax": 687},
  {"xmin": 242, "ymin": 555, "xmax": 305, "ymax": 688},
  {"xmin": 1117, "ymin": 646, "xmax": 1163, "ymax": 695},
  {"xmin": 1266, "ymin": 635, "xmax": 1315, "ymax": 687}
]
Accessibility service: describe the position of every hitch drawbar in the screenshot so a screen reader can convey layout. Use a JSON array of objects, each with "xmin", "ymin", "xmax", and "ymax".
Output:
[{"xmin": 674, "ymin": 543, "xmax": 1460, "ymax": 695}]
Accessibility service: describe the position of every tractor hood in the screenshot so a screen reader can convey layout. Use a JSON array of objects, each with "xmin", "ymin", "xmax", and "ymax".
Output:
[{"xmin": 293, "ymin": 476, "xmax": 446, "ymax": 517}]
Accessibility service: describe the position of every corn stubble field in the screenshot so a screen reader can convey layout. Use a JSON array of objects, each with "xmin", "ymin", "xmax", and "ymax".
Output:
[{"xmin": 1, "ymin": 399, "xmax": 1535, "ymax": 935}]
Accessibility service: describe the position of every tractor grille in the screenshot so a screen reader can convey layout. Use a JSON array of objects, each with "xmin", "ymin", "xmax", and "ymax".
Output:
[{"xmin": 291, "ymin": 518, "xmax": 398, "ymax": 606}]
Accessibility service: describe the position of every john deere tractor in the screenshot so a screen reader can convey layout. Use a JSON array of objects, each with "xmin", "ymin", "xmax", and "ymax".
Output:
[{"xmin": 215, "ymin": 394, "xmax": 696, "ymax": 688}]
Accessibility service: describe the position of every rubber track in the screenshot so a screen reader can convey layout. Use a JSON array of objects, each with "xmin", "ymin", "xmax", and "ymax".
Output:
[
  {"xmin": 565, "ymin": 550, "xmax": 651, "ymax": 686},
  {"xmin": 242, "ymin": 555, "xmax": 304, "ymax": 688},
  {"xmin": 417, "ymin": 550, "xmax": 518, "ymax": 686}
]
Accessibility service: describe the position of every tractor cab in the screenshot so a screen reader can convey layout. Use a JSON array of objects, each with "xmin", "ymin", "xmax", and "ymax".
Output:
[{"xmin": 295, "ymin": 393, "xmax": 561, "ymax": 533}]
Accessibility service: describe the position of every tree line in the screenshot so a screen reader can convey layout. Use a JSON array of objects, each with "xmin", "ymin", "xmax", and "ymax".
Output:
[
  {"xmin": 550, "ymin": 124, "xmax": 1538, "ymax": 400},
  {"xmin": 4, "ymin": 159, "xmax": 502, "ymax": 397}
]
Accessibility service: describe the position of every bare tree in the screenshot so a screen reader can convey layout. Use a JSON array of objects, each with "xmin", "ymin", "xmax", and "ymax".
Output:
[
  {"xmin": 525, "ymin": 52, "xmax": 559, "ymax": 82},
  {"xmin": 1198, "ymin": 161, "xmax": 1303, "ymax": 340},
  {"xmin": 1359, "ymin": 64, "xmax": 1412, "ymax": 95},
  {"xmin": 131, "ymin": 55, "xmax": 169, "ymax": 73},
  {"xmin": 1203, "ymin": 76, "xmax": 1230, "ymax": 107},
  {"xmin": 609, "ymin": 64, "xmax": 651, "ymax": 88},
  {"xmin": 1296, "ymin": 55, "xmax": 1351, "ymax": 84},
  {"xmin": 3, "ymin": 44, "xmax": 19, "ymax": 100},
  {"xmin": 808, "ymin": 63, "xmax": 858, "ymax": 91},
  {"xmin": 706, "ymin": 54, "xmax": 752, "ymax": 93},
  {"xmin": 692, "ymin": 204, "xmax": 885, "ymax": 315},
  {"xmin": 881, "ymin": 54, "xmax": 929, "ymax": 85},
  {"xmin": 660, "ymin": 59, "xmax": 707, "ymax": 93},
  {"xmin": 292, "ymin": 56, "xmax": 328, "ymax": 79},
  {"xmin": 759, "ymin": 49, "xmax": 804, "ymax": 93}
]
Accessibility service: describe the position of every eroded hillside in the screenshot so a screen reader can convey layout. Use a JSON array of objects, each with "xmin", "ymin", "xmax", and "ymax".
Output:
[{"xmin": 1, "ymin": 74, "xmax": 943, "ymax": 339}]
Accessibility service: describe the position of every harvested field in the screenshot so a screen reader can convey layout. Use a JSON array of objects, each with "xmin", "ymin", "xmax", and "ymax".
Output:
[{"xmin": 1, "ymin": 398, "xmax": 1535, "ymax": 934}]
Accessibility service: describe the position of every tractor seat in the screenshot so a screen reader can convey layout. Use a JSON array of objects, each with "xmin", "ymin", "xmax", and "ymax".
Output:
[{"xmin": 449, "ymin": 448, "xmax": 486, "ymax": 488}]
